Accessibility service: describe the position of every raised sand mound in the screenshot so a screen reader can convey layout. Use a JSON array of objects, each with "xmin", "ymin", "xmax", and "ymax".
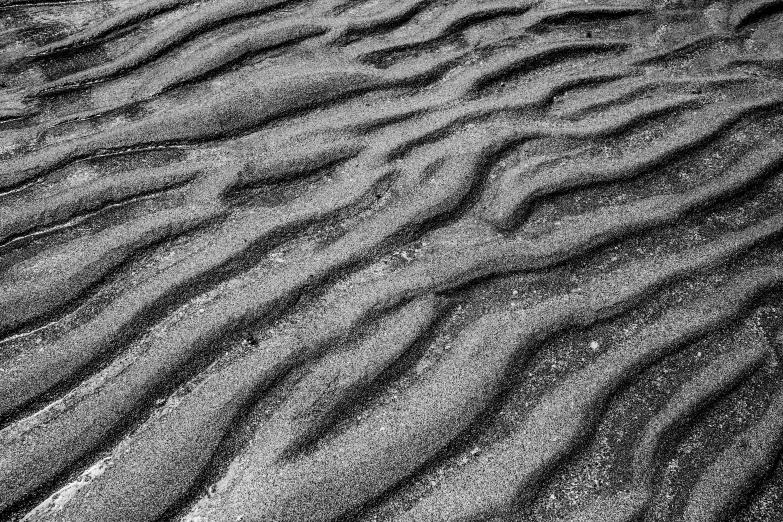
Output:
[{"xmin": 1, "ymin": 0, "xmax": 783, "ymax": 520}]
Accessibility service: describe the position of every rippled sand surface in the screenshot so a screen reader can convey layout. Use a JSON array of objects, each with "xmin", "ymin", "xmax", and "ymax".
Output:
[{"xmin": 1, "ymin": 1, "xmax": 783, "ymax": 520}]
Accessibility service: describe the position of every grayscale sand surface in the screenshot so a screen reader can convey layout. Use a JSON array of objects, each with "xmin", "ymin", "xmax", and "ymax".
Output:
[{"xmin": 1, "ymin": 0, "xmax": 783, "ymax": 520}]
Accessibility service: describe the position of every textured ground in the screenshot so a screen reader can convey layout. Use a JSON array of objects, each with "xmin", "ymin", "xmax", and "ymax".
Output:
[{"xmin": 1, "ymin": 0, "xmax": 783, "ymax": 521}]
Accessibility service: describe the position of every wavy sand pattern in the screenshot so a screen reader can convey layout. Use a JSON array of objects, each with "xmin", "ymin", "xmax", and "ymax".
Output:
[{"xmin": 1, "ymin": 0, "xmax": 783, "ymax": 520}]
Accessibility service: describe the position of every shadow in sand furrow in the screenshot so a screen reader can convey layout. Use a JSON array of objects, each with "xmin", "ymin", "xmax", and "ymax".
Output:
[
  {"xmin": 460, "ymin": 39, "xmax": 631, "ymax": 97},
  {"xmin": 0, "ymin": 93, "xmax": 469, "ymax": 418},
  {"xmin": 313, "ymin": 116, "xmax": 783, "ymax": 296},
  {"xmin": 3, "ymin": 166, "xmax": 779, "ymax": 516},
  {"xmin": 2, "ymin": 116, "xmax": 781, "ymax": 515},
  {"xmin": 524, "ymin": 2, "xmax": 648, "ymax": 31},
  {"xmin": 0, "ymin": 0, "xmax": 96, "ymax": 6},
  {"xmin": 0, "ymin": 88, "xmax": 31, "ymax": 122},
  {"xmin": 0, "ymin": 88, "xmax": 700, "ymax": 397},
  {"xmin": 24, "ymin": 0, "xmax": 307, "ymax": 96},
  {"xmin": 12, "ymin": 0, "xmax": 439, "ymax": 96},
  {"xmin": 34, "ymin": 1, "xmax": 598, "ymax": 131},
  {"xmin": 0, "ymin": 152, "xmax": 246, "ymax": 340},
  {"xmin": 727, "ymin": 56, "xmax": 783, "ymax": 75},
  {"xmin": 561, "ymin": 325, "xmax": 771, "ymax": 522},
  {"xmin": 0, "ymin": 202, "xmax": 219, "ymax": 338},
  {"xmin": 484, "ymin": 97, "xmax": 783, "ymax": 229},
  {"xmin": 5, "ymin": 30, "xmax": 739, "ymax": 194},
  {"xmin": 14, "ymin": 0, "xmax": 197, "ymax": 61},
  {"xmin": 549, "ymin": 94, "xmax": 705, "ymax": 138},
  {"xmin": 16, "ymin": 0, "xmax": 433, "ymax": 99},
  {"xmin": 681, "ymin": 374, "xmax": 783, "ymax": 522},
  {"xmin": 328, "ymin": 0, "xmax": 436, "ymax": 44},
  {"xmin": 557, "ymin": 74, "xmax": 751, "ymax": 118},
  {"xmin": 194, "ymin": 235, "xmax": 783, "ymax": 522},
  {"xmin": 0, "ymin": 142, "xmax": 394, "ymax": 421},
  {"xmin": 398, "ymin": 266, "xmax": 783, "ymax": 522},
  {"xmin": 226, "ymin": 134, "xmax": 363, "ymax": 192},
  {"xmin": 27, "ymin": 21, "xmax": 423, "ymax": 129},
  {"xmin": 4, "ymin": 160, "xmax": 780, "ymax": 496},
  {"xmin": 17, "ymin": 201, "xmax": 777, "ymax": 522},
  {"xmin": 0, "ymin": 132, "xmax": 487, "ymax": 513},
  {"xmin": 0, "ymin": 55, "xmax": 460, "ymax": 193},
  {"xmin": 515, "ymin": 67, "xmax": 632, "ymax": 110},
  {"xmin": 630, "ymin": 33, "xmax": 734, "ymax": 67},
  {"xmin": 353, "ymin": 0, "xmax": 539, "ymax": 67},
  {"xmin": 0, "ymin": 161, "xmax": 200, "ymax": 247},
  {"xmin": 731, "ymin": 0, "xmax": 783, "ymax": 32},
  {"xmin": 19, "ymin": 296, "xmax": 438, "ymax": 522},
  {"xmin": 354, "ymin": 1, "xmax": 645, "ymax": 68},
  {"xmin": 0, "ymin": 106, "xmax": 28, "ymax": 122},
  {"xmin": 370, "ymin": 89, "xmax": 701, "ymax": 163},
  {"xmin": 140, "ymin": 22, "xmax": 331, "ymax": 97},
  {"xmin": 0, "ymin": 127, "xmax": 361, "ymax": 247}
]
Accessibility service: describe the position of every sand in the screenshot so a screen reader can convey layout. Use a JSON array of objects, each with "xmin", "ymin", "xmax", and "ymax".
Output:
[{"xmin": 1, "ymin": 0, "xmax": 783, "ymax": 520}]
